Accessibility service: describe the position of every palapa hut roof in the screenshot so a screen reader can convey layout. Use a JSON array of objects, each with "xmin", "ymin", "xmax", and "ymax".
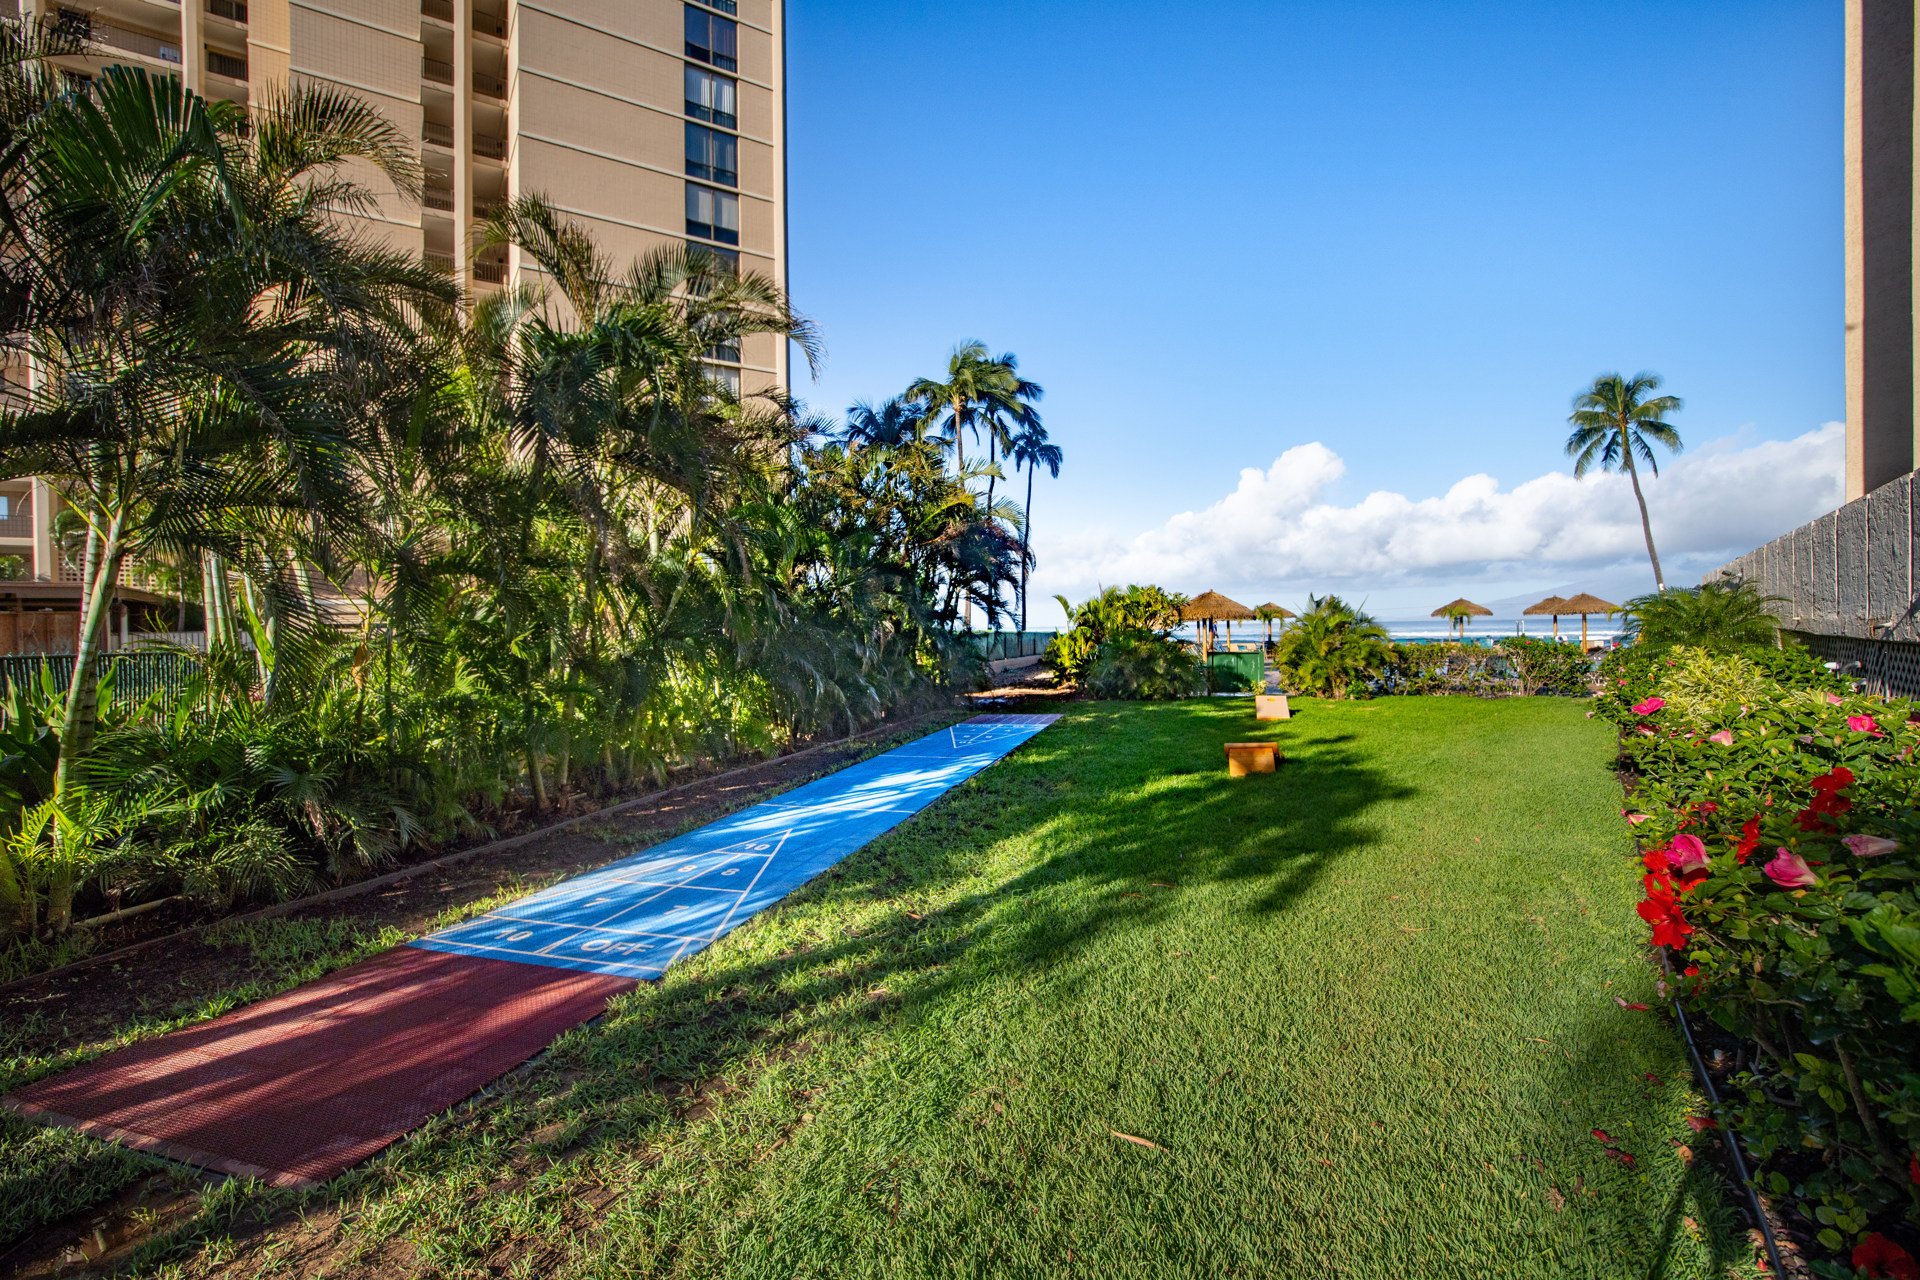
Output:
[
  {"xmin": 1180, "ymin": 590, "xmax": 1256, "ymax": 622},
  {"xmin": 1255, "ymin": 602, "xmax": 1296, "ymax": 620},
  {"xmin": 1522, "ymin": 595, "xmax": 1572, "ymax": 616},
  {"xmin": 1430, "ymin": 598, "xmax": 1493, "ymax": 618},
  {"xmin": 1560, "ymin": 592, "xmax": 1621, "ymax": 616}
]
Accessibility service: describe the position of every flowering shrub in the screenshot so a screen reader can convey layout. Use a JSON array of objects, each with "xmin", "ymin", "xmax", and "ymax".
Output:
[{"xmin": 1599, "ymin": 644, "xmax": 1920, "ymax": 1268}]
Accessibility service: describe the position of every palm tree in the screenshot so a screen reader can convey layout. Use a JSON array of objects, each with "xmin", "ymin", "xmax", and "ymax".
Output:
[
  {"xmin": 907, "ymin": 341, "xmax": 1038, "ymax": 483},
  {"xmin": 906, "ymin": 342, "xmax": 1037, "ymax": 627},
  {"xmin": 973, "ymin": 350, "xmax": 1042, "ymax": 508},
  {"xmin": 1007, "ymin": 418, "xmax": 1062, "ymax": 632},
  {"xmin": 1621, "ymin": 579, "xmax": 1783, "ymax": 649},
  {"xmin": 840, "ymin": 397, "xmax": 927, "ymax": 449},
  {"xmin": 1273, "ymin": 595, "xmax": 1392, "ymax": 699},
  {"xmin": 1565, "ymin": 372, "xmax": 1683, "ymax": 592},
  {"xmin": 0, "ymin": 67, "xmax": 455, "ymax": 800}
]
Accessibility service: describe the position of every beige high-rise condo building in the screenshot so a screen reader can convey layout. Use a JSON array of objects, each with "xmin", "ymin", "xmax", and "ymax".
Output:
[{"xmin": 0, "ymin": 0, "xmax": 788, "ymax": 648}]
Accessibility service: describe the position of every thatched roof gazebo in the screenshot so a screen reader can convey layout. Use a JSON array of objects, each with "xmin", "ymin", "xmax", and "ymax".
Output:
[
  {"xmin": 1522, "ymin": 595, "xmax": 1572, "ymax": 639},
  {"xmin": 1430, "ymin": 597, "xmax": 1492, "ymax": 639},
  {"xmin": 1559, "ymin": 592, "xmax": 1621, "ymax": 651},
  {"xmin": 1254, "ymin": 602, "xmax": 1296, "ymax": 643},
  {"xmin": 1181, "ymin": 590, "xmax": 1256, "ymax": 656}
]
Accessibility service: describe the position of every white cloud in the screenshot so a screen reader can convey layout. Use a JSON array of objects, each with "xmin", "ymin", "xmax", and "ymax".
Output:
[{"xmin": 1031, "ymin": 424, "xmax": 1844, "ymax": 614}]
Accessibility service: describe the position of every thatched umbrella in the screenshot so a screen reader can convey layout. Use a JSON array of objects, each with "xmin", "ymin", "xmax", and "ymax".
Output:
[
  {"xmin": 1560, "ymin": 592, "xmax": 1621, "ymax": 651},
  {"xmin": 1430, "ymin": 597, "xmax": 1492, "ymax": 639},
  {"xmin": 1255, "ymin": 602, "xmax": 1296, "ymax": 644},
  {"xmin": 1181, "ymin": 590, "xmax": 1256, "ymax": 656},
  {"xmin": 1522, "ymin": 595, "xmax": 1571, "ymax": 639}
]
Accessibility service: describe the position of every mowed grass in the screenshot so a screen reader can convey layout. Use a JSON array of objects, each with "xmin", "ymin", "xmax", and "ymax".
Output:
[{"xmin": 39, "ymin": 699, "xmax": 1756, "ymax": 1278}]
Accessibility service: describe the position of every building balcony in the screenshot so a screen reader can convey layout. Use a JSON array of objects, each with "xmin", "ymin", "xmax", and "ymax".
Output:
[
  {"xmin": 422, "ymin": 56, "xmax": 505, "ymax": 100},
  {"xmin": 421, "ymin": 0, "xmax": 506, "ymax": 38},
  {"xmin": 422, "ymin": 120, "xmax": 505, "ymax": 160}
]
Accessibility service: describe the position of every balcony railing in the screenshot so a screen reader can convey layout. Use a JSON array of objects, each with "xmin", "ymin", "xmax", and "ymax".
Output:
[
  {"xmin": 206, "ymin": 48, "xmax": 246, "ymax": 79},
  {"xmin": 421, "ymin": 0, "xmax": 505, "ymax": 35},
  {"xmin": 85, "ymin": 17, "xmax": 183, "ymax": 65},
  {"xmin": 423, "ymin": 57, "xmax": 505, "ymax": 98},
  {"xmin": 423, "ymin": 188, "xmax": 453, "ymax": 211},
  {"xmin": 207, "ymin": 0, "xmax": 248, "ymax": 23},
  {"xmin": 422, "ymin": 121, "xmax": 504, "ymax": 159},
  {"xmin": 0, "ymin": 496, "xmax": 32, "ymax": 540}
]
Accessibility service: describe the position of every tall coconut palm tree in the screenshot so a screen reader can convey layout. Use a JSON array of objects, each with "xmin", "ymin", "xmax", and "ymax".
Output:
[
  {"xmin": 1008, "ymin": 418, "xmax": 1062, "ymax": 632},
  {"xmin": 973, "ymin": 350, "xmax": 1042, "ymax": 508},
  {"xmin": 906, "ymin": 341, "xmax": 1036, "ymax": 626},
  {"xmin": 1565, "ymin": 372, "xmax": 1683, "ymax": 592},
  {"xmin": 907, "ymin": 341, "xmax": 1035, "ymax": 484}
]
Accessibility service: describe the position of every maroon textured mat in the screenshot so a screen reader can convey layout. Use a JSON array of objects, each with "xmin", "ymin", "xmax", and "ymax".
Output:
[{"xmin": 3, "ymin": 947, "xmax": 633, "ymax": 1187}]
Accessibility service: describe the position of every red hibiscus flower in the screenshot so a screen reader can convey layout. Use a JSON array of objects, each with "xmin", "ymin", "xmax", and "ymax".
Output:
[
  {"xmin": 1733, "ymin": 815, "xmax": 1762, "ymax": 864},
  {"xmin": 1853, "ymin": 1233, "xmax": 1920, "ymax": 1280}
]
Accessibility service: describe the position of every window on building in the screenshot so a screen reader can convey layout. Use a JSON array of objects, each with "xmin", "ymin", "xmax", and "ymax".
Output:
[
  {"xmin": 684, "ymin": 66, "xmax": 737, "ymax": 129},
  {"xmin": 686, "ymin": 241, "xmax": 739, "ymax": 272},
  {"xmin": 685, "ymin": 183, "xmax": 739, "ymax": 244},
  {"xmin": 684, "ymin": 7, "xmax": 737, "ymax": 71},
  {"xmin": 0, "ymin": 496, "xmax": 10, "ymax": 520},
  {"xmin": 702, "ymin": 362, "xmax": 741, "ymax": 395},
  {"xmin": 705, "ymin": 338, "xmax": 741, "ymax": 363},
  {"xmin": 684, "ymin": 122, "xmax": 738, "ymax": 186}
]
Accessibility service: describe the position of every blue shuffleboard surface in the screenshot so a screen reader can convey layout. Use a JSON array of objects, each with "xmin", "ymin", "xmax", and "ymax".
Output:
[{"xmin": 410, "ymin": 713, "xmax": 1060, "ymax": 980}]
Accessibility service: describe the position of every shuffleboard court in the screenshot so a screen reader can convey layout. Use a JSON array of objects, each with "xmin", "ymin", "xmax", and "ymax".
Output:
[
  {"xmin": 411, "ymin": 712, "xmax": 1060, "ymax": 978},
  {"xmin": 3, "ymin": 713, "xmax": 1058, "ymax": 1186}
]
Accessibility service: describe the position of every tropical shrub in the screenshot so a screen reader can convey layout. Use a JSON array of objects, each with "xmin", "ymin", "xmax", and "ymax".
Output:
[
  {"xmin": 1621, "ymin": 579, "xmax": 1784, "ymax": 649},
  {"xmin": 1084, "ymin": 634, "xmax": 1201, "ymax": 701},
  {"xmin": 1384, "ymin": 642, "xmax": 1499, "ymax": 696},
  {"xmin": 1274, "ymin": 595, "xmax": 1391, "ymax": 699},
  {"xmin": 1496, "ymin": 635, "xmax": 1593, "ymax": 696},
  {"xmin": 1601, "ymin": 645, "xmax": 1920, "ymax": 1270},
  {"xmin": 1046, "ymin": 585, "xmax": 1186, "ymax": 684}
]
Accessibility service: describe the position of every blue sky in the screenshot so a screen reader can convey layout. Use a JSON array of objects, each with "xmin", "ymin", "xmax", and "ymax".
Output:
[{"xmin": 785, "ymin": 1, "xmax": 1842, "ymax": 620}]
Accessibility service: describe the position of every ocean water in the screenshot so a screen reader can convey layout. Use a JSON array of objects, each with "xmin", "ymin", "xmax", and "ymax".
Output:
[{"xmin": 1176, "ymin": 616, "xmax": 1623, "ymax": 646}]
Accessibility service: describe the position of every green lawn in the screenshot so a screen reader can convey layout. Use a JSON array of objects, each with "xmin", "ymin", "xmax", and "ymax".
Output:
[{"xmin": 22, "ymin": 699, "xmax": 1759, "ymax": 1278}]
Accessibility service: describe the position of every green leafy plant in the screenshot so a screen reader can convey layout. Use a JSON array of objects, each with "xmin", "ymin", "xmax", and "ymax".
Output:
[
  {"xmin": 1046, "ymin": 585, "xmax": 1186, "ymax": 684},
  {"xmin": 1496, "ymin": 635, "xmax": 1593, "ymax": 696},
  {"xmin": 1274, "ymin": 595, "xmax": 1391, "ymax": 699},
  {"xmin": 1602, "ymin": 642, "xmax": 1920, "ymax": 1267},
  {"xmin": 1620, "ymin": 579, "xmax": 1783, "ymax": 650},
  {"xmin": 1084, "ymin": 634, "xmax": 1201, "ymax": 701}
]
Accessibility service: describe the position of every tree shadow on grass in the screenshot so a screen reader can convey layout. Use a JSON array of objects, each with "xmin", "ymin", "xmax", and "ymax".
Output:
[
  {"xmin": 93, "ymin": 700, "xmax": 1418, "ymax": 1270},
  {"xmin": 116, "ymin": 698, "xmax": 1785, "ymax": 1280}
]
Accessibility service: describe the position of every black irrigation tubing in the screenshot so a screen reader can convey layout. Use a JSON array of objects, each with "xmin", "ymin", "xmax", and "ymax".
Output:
[
  {"xmin": 1667, "ymin": 976, "xmax": 1791, "ymax": 1278},
  {"xmin": 1633, "ymin": 830, "xmax": 1791, "ymax": 1276}
]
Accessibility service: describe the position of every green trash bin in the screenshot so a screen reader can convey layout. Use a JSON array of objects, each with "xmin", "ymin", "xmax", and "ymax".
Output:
[{"xmin": 1206, "ymin": 649, "xmax": 1264, "ymax": 693}]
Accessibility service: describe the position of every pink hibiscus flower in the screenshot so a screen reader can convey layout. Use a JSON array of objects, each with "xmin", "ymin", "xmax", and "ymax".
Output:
[
  {"xmin": 1763, "ymin": 848, "xmax": 1818, "ymax": 889},
  {"xmin": 1665, "ymin": 834, "xmax": 1710, "ymax": 876},
  {"xmin": 1847, "ymin": 714, "xmax": 1886, "ymax": 737},
  {"xmin": 1632, "ymin": 697, "xmax": 1666, "ymax": 716},
  {"xmin": 1707, "ymin": 729, "xmax": 1733, "ymax": 746},
  {"xmin": 1843, "ymin": 833, "xmax": 1899, "ymax": 858}
]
